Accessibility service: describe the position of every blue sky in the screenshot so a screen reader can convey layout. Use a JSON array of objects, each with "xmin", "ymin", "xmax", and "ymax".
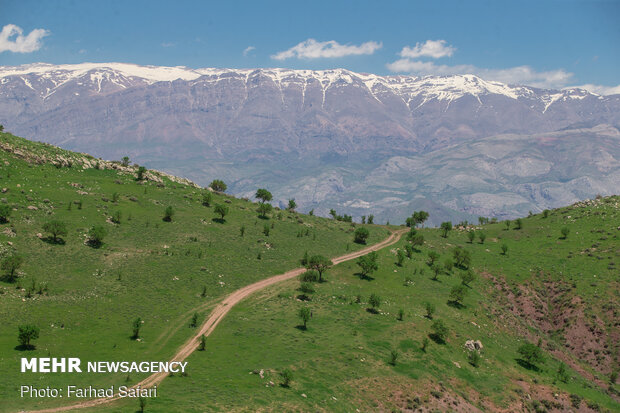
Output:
[{"xmin": 1, "ymin": 0, "xmax": 619, "ymax": 93}]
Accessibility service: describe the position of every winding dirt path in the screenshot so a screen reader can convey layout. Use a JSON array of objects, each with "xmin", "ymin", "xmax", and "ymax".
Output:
[{"xmin": 32, "ymin": 228, "xmax": 407, "ymax": 412}]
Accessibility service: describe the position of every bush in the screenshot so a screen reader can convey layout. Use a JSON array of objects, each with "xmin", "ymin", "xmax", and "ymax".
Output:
[
  {"xmin": 448, "ymin": 285, "xmax": 468, "ymax": 306},
  {"xmin": 356, "ymin": 252, "xmax": 378, "ymax": 277},
  {"xmin": 279, "ymin": 369, "xmax": 293, "ymax": 387},
  {"xmin": 501, "ymin": 243, "xmax": 508, "ymax": 255},
  {"xmin": 542, "ymin": 209, "xmax": 550, "ymax": 218},
  {"xmin": 298, "ymin": 307, "xmax": 311, "ymax": 328},
  {"xmin": 389, "ymin": 350, "xmax": 399, "ymax": 366},
  {"xmin": 467, "ymin": 231, "xmax": 475, "ymax": 243},
  {"xmin": 478, "ymin": 231, "xmax": 486, "ymax": 244},
  {"xmin": 440, "ymin": 221, "xmax": 452, "ymax": 238},
  {"xmin": 42, "ymin": 220, "xmax": 68, "ymax": 243},
  {"xmin": 131, "ymin": 317, "xmax": 142, "ymax": 339},
  {"xmin": 18, "ymin": 324, "xmax": 40, "ymax": 348},
  {"xmin": 209, "ymin": 179, "xmax": 227, "ymax": 192},
  {"xmin": 111, "ymin": 211, "xmax": 122, "ymax": 224},
  {"xmin": 257, "ymin": 202, "xmax": 272, "ymax": 218},
  {"xmin": 459, "ymin": 270, "xmax": 476, "ymax": 286},
  {"xmin": 163, "ymin": 206, "xmax": 174, "ymax": 222},
  {"xmin": 214, "ymin": 204, "xmax": 229, "ymax": 221},
  {"xmin": 430, "ymin": 320, "xmax": 448, "ymax": 343},
  {"xmin": 2, "ymin": 255, "xmax": 24, "ymax": 282},
  {"xmin": 202, "ymin": 192, "xmax": 212, "ymax": 206},
  {"xmin": 368, "ymin": 293, "xmax": 381, "ymax": 311},
  {"xmin": 427, "ymin": 251, "xmax": 439, "ymax": 266},
  {"xmin": 560, "ymin": 227, "xmax": 570, "ymax": 239},
  {"xmin": 514, "ymin": 218, "xmax": 523, "ymax": 230},
  {"xmin": 396, "ymin": 249, "xmax": 405, "ymax": 266},
  {"xmin": 468, "ymin": 350, "xmax": 481, "ymax": 367},
  {"xmin": 353, "ymin": 227, "xmax": 370, "ymax": 244},
  {"xmin": 425, "ymin": 302, "xmax": 435, "ymax": 319},
  {"xmin": 88, "ymin": 225, "xmax": 107, "ymax": 247},
  {"xmin": 517, "ymin": 342, "xmax": 544, "ymax": 367},
  {"xmin": 136, "ymin": 166, "xmax": 147, "ymax": 181},
  {"xmin": 452, "ymin": 247, "xmax": 471, "ymax": 269},
  {"xmin": 300, "ymin": 270, "xmax": 319, "ymax": 283},
  {"xmin": 263, "ymin": 224, "xmax": 270, "ymax": 236},
  {"xmin": 0, "ymin": 204, "xmax": 11, "ymax": 223}
]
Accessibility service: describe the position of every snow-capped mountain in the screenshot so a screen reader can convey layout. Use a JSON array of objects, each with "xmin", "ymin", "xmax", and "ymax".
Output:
[{"xmin": 1, "ymin": 62, "xmax": 619, "ymax": 221}]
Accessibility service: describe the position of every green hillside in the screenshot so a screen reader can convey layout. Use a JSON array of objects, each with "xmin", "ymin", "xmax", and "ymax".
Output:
[{"xmin": 0, "ymin": 131, "xmax": 618, "ymax": 412}]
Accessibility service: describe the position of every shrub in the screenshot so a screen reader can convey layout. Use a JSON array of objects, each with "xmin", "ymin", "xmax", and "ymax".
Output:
[
  {"xmin": 501, "ymin": 243, "xmax": 508, "ymax": 255},
  {"xmin": 18, "ymin": 324, "xmax": 40, "ymax": 348},
  {"xmin": 198, "ymin": 334, "xmax": 207, "ymax": 351},
  {"xmin": 356, "ymin": 252, "xmax": 378, "ymax": 277},
  {"xmin": 353, "ymin": 227, "xmax": 370, "ymax": 244},
  {"xmin": 389, "ymin": 350, "xmax": 399, "ymax": 366},
  {"xmin": 279, "ymin": 369, "xmax": 293, "ymax": 387},
  {"xmin": 421, "ymin": 337, "xmax": 429, "ymax": 352},
  {"xmin": 287, "ymin": 199, "xmax": 297, "ymax": 211},
  {"xmin": 560, "ymin": 227, "xmax": 570, "ymax": 239},
  {"xmin": 42, "ymin": 220, "xmax": 68, "ymax": 243},
  {"xmin": 514, "ymin": 218, "xmax": 523, "ymax": 230},
  {"xmin": 517, "ymin": 342, "xmax": 544, "ymax": 367},
  {"xmin": 202, "ymin": 192, "xmax": 212, "ymax": 206},
  {"xmin": 368, "ymin": 293, "xmax": 381, "ymax": 311},
  {"xmin": 131, "ymin": 317, "xmax": 142, "ymax": 339},
  {"xmin": 136, "ymin": 166, "xmax": 147, "ymax": 181},
  {"xmin": 214, "ymin": 204, "xmax": 229, "ymax": 221},
  {"xmin": 263, "ymin": 224, "xmax": 270, "ymax": 236},
  {"xmin": 430, "ymin": 320, "xmax": 448, "ymax": 343},
  {"xmin": 440, "ymin": 221, "xmax": 452, "ymax": 238},
  {"xmin": 111, "ymin": 210, "xmax": 122, "ymax": 224},
  {"xmin": 453, "ymin": 247, "xmax": 471, "ymax": 269},
  {"xmin": 396, "ymin": 249, "xmax": 405, "ymax": 266},
  {"xmin": 298, "ymin": 307, "xmax": 311, "ymax": 329},
  {"xmin": 300, "ymin": 270, "xmax": 319, "ymax": 283},
  {"xmin": 0, "ymin": 204, "xmax": 11, "ymax": 223},
  {"xmin": 542, "ymin": 209, "xmax": 550, "ymax": 218},
  {"xmin": 88, "ymin": 225, "xmax": 107, "ymax": 247},
  {"xmin": 468, "ymin": 351, "xmax": 481, "ymax": 367},
  {"xmin": 209, "ymin": 179, "xmax": 227, "ymax": 192},
  {"xmin": 163, "ymin": 206, "xmax": 174, "ymax": 222},
  {"xmin": 467, "ymin": 231, "xmax": 475, "ymax": 243},
  {"xmin": 427, "ymin": 251, "xmax": 439, "ymax": 266},
  {"xmin": 478, "ymin": 231, "xmax": 486, "ymax": 244},
  {"xmin": 448, "ymin": 285, "xmax": 468, "ymax": 306},
  {"xmin": 459, "ymin": 270, "xmax": 476, "ymax": 286},
  {"xmin": 425, "ymin": 302, "xmax": 435, "ymax": 319},
  {"xmin": 257, "ymin": 202, "xmax": 272, "ymax": 218}
]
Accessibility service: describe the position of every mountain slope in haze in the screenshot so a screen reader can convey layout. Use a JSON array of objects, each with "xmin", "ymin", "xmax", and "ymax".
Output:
[{"xmin": 1, "ymin": 63, "xmax": 619, "ymax": 222}]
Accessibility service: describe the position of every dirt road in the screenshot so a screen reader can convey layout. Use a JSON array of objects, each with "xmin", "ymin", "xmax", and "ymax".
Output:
[{"xmin": 32, "ymin": 228, "xmax": 407, "ymax": 412}]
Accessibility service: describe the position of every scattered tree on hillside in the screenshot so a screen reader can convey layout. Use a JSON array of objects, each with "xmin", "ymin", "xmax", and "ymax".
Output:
[
  {"xmin": 368, "ymin": 293, "xmax": 381, "ymax": 312},
  {"xmin": 1, "ymin": 255, "xmax": 23, "ymax": 282},
  {"xmin": 0, "ymin": 124, "xmax": 4, "ymax": 132},
  {"xmin": 18, "ymin": 324, "xmax": 40, "ymax": 349},
  {"xmin": 131, "ymin": 317, "xmax": 142, "ymax": 340},
  {"xmin": 287, "ymin": 199, "xmax": 297, "ymax": 211},
  {"xmin": 517, "ymin": 342, "xmax": 544, "ymax": 368},
  {"xmin": 163, "ymin": 206, "xmax": 175, "ymax": 222},
  {"xmin": 404, "ymin": 244, "xmax": 413, "ymax": 258},
  {"xmin": 189, "ymin": 312, "xmax": 199, "ymax": 328},
  {"xmin": 467, "ymin": 231, "xmax": 475, "ymax": 243},
  {"xmin": 255, "ymin": 188, "xmax": 273, "ymax": 203},
  {"xmin": 42, "ymin": 220, "xmax": 68, "ymax": 243},
  {"xmin": 257, "ymin": 202, "xmax": 272, "ymax": 218},
  {"xmin": 87, "ymin": 225, "xmax": 107, "ymax": 248},
  {"xmin": 501, "ymin": 243, "xmax": 508, "ymax": 255},
  {"xmin": 209, "ymin": 179, "xmax": 227, "ymax": 192},
  {"xmin": 136, "ymin": 166, "xmax": 147, "ymax": 181},
  {"xmin": 396, "ymin": 249, "xmax": 406, "ymax": 266},
  {"xmin": 279, "ymin": 369, "xmax": 293, "ymax": 388},
  {"xmin": 356, "ymin": 251, "xmax": 378, "ymax": 277},
  {"xmin": 138, "ymin": 397, "xmax": 146, "ymax": 413},
  {"xmin": 443, "ymin": 258, "xmax": 453, "ymax": 274},
  {"xmin": 452, "ymin": 247, "xmax": 471, "ymax": 269},
  {"xmin": 389, "ymin": 350, "xmax": 399, "ymax": 366},
  {"xmin": 367, "ymin": 215, "xmax": 374, "ymax": 224},
  {"xmin": 431, "ymin": 264, "xmax": 441, "ymax": 280},
  {"xmin": 514, "ymin": 218, "xmax": 523, "ymax": 230},
  {"xmin": 298, "ymin": 307, "xmax": 311, "ymax": 329},
  {"xmin": 240, "ymin": 225, "xmax": 245, "ymax": 237},
  {"xmin": 198, "ymin": 334, "xmax": 207, "ymax": 351},
  {"xmin": 0, "ymin": 204, "xmax": 12, "ymax": 223},
  {"xmin": 425, "ymin": 302, "xmax": 435, "ymax": 319},
  {"xmin": 406, "ymin": 210, "xmax": 429, "ymax": 227},
  {"xmin": 430, "ymin": 319, "xmax": 448, "ymax": 343},
  {"xmin": 459, "ymin": 270, "xmax": 476, "ymax": 286},
  {"xmin": 448, "ymin": 285, "xmax": 468, "ymax": 306},
  {"xmin": 560, "ymin": 227, "xmax": 570, "ymax": 239},
  {"xmin": 421, "ymin": 337, "xmax": 429, "ymax": 352},
  {"xmin": 213, "ymin": 204, "xmax": 229, "ymax": 221},
  {"xmin": 542, "ymin": 209, "xmax": 550, "ymax": 218},
  {"xmin": 111, "ymin": 210, "xmax": 122, "ymax": 224},
  {"xmin": 478, "ymin": 231, "xmax": 486, "ymax": 244},
  {"xmin": 440, "ymin": 221, "xmax": 452, "ymax": 238},
  {"xmin": 263, "ymin": 224, "xmax": 270, "ymax": 236},
  {"xmin": 397, "ymin": 308, "xmax": 404, "ymax": 321},
  {"xmin": 361, "ymin": 215, "xmax": 366, "ymax": 224},
  {"xmin": 202, "ymin": 191, "xmax": 212, "ymax": 206},
  {"xmin": 468, "ymin": 350, "xmax": 481, "ymax": 368},
  {"xmin": 354, "ymin": 227, "xmax": 370, "ymax": 244},
  {"xmin": 504, "ymin": 220, "xmax": 510, "ymax": 230},
  {"xmin": 307, "ymin": 255, "xmax": 331, "ymax": 282},
  {"xmin": 300, "ymin": 270, "xmax": 319, "ymax": 283},
  {"xmin": 121, "ymin": 156, "xmax": 130, "ymax": 167},
  {"xmin": 427, "ymin": 251, "xmax": 439, "ymax": 266}
]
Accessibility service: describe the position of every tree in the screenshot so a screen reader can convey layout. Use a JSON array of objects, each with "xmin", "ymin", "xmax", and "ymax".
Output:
[
  {"xmin": 427, "ymin": 251, "xmax": 439, "ymax": 266},
  {"xmin": 560, "ymin": 227, "xmax": 570, "ymax": 239},
  {"xmin": 396, "ymin": 249, "xmax": 406, "ymax": 266},
  {"xmin": 163, "ymin": 206, "xmax": 174, "ymax": 222},
  {"xmin": 501, "ymin": 243, "xmax": 508, "ymax": 255},
  {"xmin": 557, "ymin": 362, "xmax": 569, "ymax": 383},
  {"xmin": 542, "ymin": 209, "xmax": 550, "ymax": 218},
  {"xmin": 356, "ymin": 251, "xmax": 378, "ymax": 277},
  {"xmin": 0, "ymin": 204, "xmax": 11, "ymax": 223},
  {"xmin": 42, "ymin": 220, "xmax": 67, "ymax": 243},
  {"xmin": 209, "ymin": 179, "xmax": 227, "ymax": 192},
  {"xmin": 452, "ymin": 247, "xmax": 471, "ymax": 269},
  {"xmin": 406, "ymin": 210, "xmax": 429, "ymax": 227},
  {"xmin": 131, "ymin": 317, "xmax": 142, "ymax": 339},
  {"xmin": 389, "ymin": 350, "xmax": 399, "ymax": 366},
  {"xmin": 240, "ymin": 225, "xmax": 245, "ymax": 237},
  {"xmin": 368, "ymin": 293, "xmax": 381, "ymax": 312},
  {"xmin": 517, "ymin": 342, "xmax": 544, "ymax": 367},
  {"xmin": 307, "ymin": 255, "xmax": 331, "ymax": 282},
  {"xmin": 514, "ymin": 218, "xmax": 523, "ymax": 230},
  {"xmin": 202, "ymin": 191, "xmax": 212, "ymax": 206},
  {"xmin": 410, "ymin": 233, "xmax": 424, "ymax": 248},
  {"xmin": 0, "ymin": 124, "xmax": 4, "ymax": 132},
  {"xmin": 478, "ymin": 232, "xmax": 486, "ymax": 244},
  {"xmin": 121, "ymin": 156, "xmax": 130, "ymax": 167},
  {"xmin": 430, "ymin": 320, "xmax": 448, "ymax": 343},
  {"xmin": 287, "ymin": 199, "xmax": 297, "ymax": 211},
  {"xmin": 213, "ymin": 204, "xmax": 229, "ymax": 221},
  {"xmin": 300, "ymin": 270, "xmax": 319, "ymax": 283},
  {"xmin": 88, "ymin": 225, "xmax": 107, "ymax": 247},
  {"xmin": 111, "ymin": 210, "xmax": 122, "ymax": 224},
  {"xmin": 443, "ymin": 258, "xmax": 453, "ymax": 274},
  {"xmin": 440, "ymin": 221, "xmax": 452, "ymax": 238},
  {"xmin": 138, "ymin": 397, "xmax": 146, "ymax": 413},
  {"xmin": 263, "ymin": 224, "xmax": 270, "ymax": 236},
  {"xmin": 448, "ymin": 285, "xmax": 468, "ymax": 306},
  {"xmin": 189, "ymin": 312, "xmax": 199, "ymax": 328},
  {"xmin": 467, "ymin": 231, "xmax": 475, "ymax": 243},
  {"xmin": 468, "ymin": 351, "xmax": 481, "ymax": 368},
  {"xmin": 136, "ymin": 166, "xmax": 147, "ymax": 181},
  {"xmin": 397, "ymin": 308, "xmax": 404, "ymax": 321},
  {"xmin": 298, "ymin": 307, "xmax": 311, "ymax": 329},
  {"xmin": 404, "ymin": 244, "xmax": 413, "ymax": 258},
  {"xmin": 352, "ymin": 228, "xmax": 369, "ymax": 245},
  {"xmin": 421, "ymin": 337, "xmax": 429, "ymax": 352},
  {"xmin": 257, "ymin": 202, "xmax": 272, "ymax": 218},
  {"xmin": 459, "ymin": 270, "xmax": 476, "ymax": 286},
  {"xmin": 367, "ymin": 215, "xmax": 374, "ymax": 224},
  {"xmin": 425, "ymin": 302, "xmax": 435, "ymax": 319},
  {"xmin": 504, "ymin": 220, "xmax": 510, "ymax": 230},
  {"xmin": 1, "ymin": 255, "xmax": 23, "ymax": 282},
  {"xmin": 198, "ymin": 334, "xmax": 207, "ymax": 351},
  {"xmin": 279, "ymin": 369, "xmax": 293, "ymax": 387},
  {"xmin": 431, "ymin": 264, "xmax": 441, "ymax": 280},
  {"xmin": 255, "ymin": 188, "xmax": 273, "ymax": 203},
  {"xmin": 18, "ymin": 325, "xmax": 40, "ymax": 348}
]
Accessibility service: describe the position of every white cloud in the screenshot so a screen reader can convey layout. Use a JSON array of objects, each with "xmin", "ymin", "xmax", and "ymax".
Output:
[
  {"xmin": 243, "ymin": 46, "xmax": 255, "ymax": 56},
  {"xmin": 399, "ymin": 40, "xmax": 455, "ymax": 59},
  {"xmin": 0, "ymin": 24, "xmax": 49, "ymax": 53},
  {"xmin": 571, "ymin": 84, "xmax": 620, "ymax": 96},
  {"xmin": 161, "ymin": 42, "xmax": 176, "ymax": 48},
  {"xmin": 272, "ymin": 38, "xmax": 382, "ymax": 60},
  {"xmin": 387, "ymin": 58, "xmax": 574, "ymax": 89}
]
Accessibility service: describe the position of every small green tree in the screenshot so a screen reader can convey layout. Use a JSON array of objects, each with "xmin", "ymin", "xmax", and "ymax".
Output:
[
  {"xmin": 356, "ymin": 251, "xmax": 378, "ymax": 277},
  {"xmin": 353, "ymin": 227, "xmax": 370, "ymax": 244},
  {"xmin": 209, "ymin": 179, "xmax": 227, "ymax": 192},
  {"xmin": 542, "ymin": 209, "xmax": 550, "ymax": 218},
  {"xmin": 396, "ymin": 249, "xmax": 406, "ymax": 266},
  {"xmin": 131, "ymin": 317, "xmax": 142, "ymax": 339},
  {"xmin": 367, "ymin": 215, "xmax": 374, "ymax": 224},
  {"xmin": 263, "ymin": 224, "xmax": 270, "ymax": 236},
  {"xmin": 504, "ymin": 220, "xmax": 510, "ymax": 230},
  {"xmin": 425, "ymin": 302, "xmax": 435, "ymax": 319},
  {"xmin": 18, "ymin": 325, "xmax": 40, "ymax": 349},
  {"xmin": 257, "ymin": 202, "xmax": 272, "ymax": 218},
  {"xmin": 42, "ymin": 220, "xmax": 68, "ymax": 243},
  {"xmin": 240, "ymin": 225, "xmax": 245, "ymax": 237},
  {"xmin": 430, "ymin": 320, "xmax": 448, "ymax": 343},
  {"xmin": 299, "ymin": 270, "xmax": 319, "ymax": 283},
  {"xmin": 514, "ymin": 218, "xmax": 523, "ymax": 230},
  {"xmin": 121, "ymin": 156, "xmax": 130, "ymax": 167},
  {"xmin": 448, "ymin": 285, "xmax": 468, "ymax": 306},
  {"xmin": 202, "ymin": 191, "xmax": 212, "ymax": 206},
  {"xmin": 279, "ymin": 369, "xmax": 293, "ymax": 387},
  {"xmin": 397, "ymin": 308, "xmax": 404, "ymax": 321},
  {"xmin": 557, "ymin": 362, "xmax": 570, "ymax": 383},
  {"xmin": 287, "ymin": 198, "xmax": 297, "ymax": 211},
  {"xmin": 255, "ymin": 188, "xmax": 273, "ymax": 203},
  {"xmin": 298, "ymin": 307, "xmax": 311, "ymax": 329},
  {"xmin": 307, "ymin": 255, "xmax": 331, "ymax": 282},
  {"xmin": 478, "ymin": 231, "xmax": 486, "ymax": 244},
  {"xmin": 136, "ymin": 166, "xmax": 147, "ymax": 181},
  {"xmin": 468, "ymin": 351, "xmax": 481, "ymax": 367},
  {"xmin": 452, "ymin": 247, "xmax": 471, "ymax": 269},
  {"xmin": 467, "ymin": 231, "xmax": 475, "ymax": 243},
  {"xmin": 111, "ymin": 210, "xmax": 122, "ymax": 224},
  {"xmin": 421, "ymin": 337, "xmax": 429, "ymax": 352},
  {"xmin": 138, "ymin": 397, "xmax": 146, "ymax": 413},
  {"xmin": 389, "ymin": 350, "xmax": 399, "ymax": 366},
  {"xmin": 403, "ymin": 244, "xmax": 413, "ymax": 258},
  {"xmin": 501, "ymin": 243, "xmax": 508, "ymax": 255},
  {"xmin": 0, "ymin": 204, "xmax": 11, "ymax": 223},
  {"xmin": 213, "ymin": 204, "xmax": 229, "ymax": 221},
  {"xmin": 427, "ymin": 251, "xmax": 439, "ymax": 266},
  {"xmin": 189, "ymin": 312, "xmax": 199, "ymax": 328},
  {"xmin": 459, "ymin": 270, "xmax": 476, "ymax": 286},
  {"xmin": 368, "ymin": 293, "xmax": 381, "ymax": 312},
  {"xmin": 517, "ymin": 342, "xmax": 544, "ymax": 368},
  {"xmin": 87, "ymin": 225, "xmax": 107, "ymax": 247},
  {"xmin": 2, "ymin": 255, "xmax": 23, "ymax": 282},
  {"xmin": 560, "ymin": 227, "xmax": 570, "ymax": 239},
  {"xmin": 440, "ymin": 221, "xmax": 452, "ymax": 238},
  {"xmin": 443, "ymin": 258, "xmax": 453, "ymax": 274},
  {"xmin": 431, "ymin": 264, "xmax": 441, "ymax": 280},
  {"xmin": 163, "ymin": 206, "xmax": 174, "ymax": 222},
  {"xmin": 198, "ymin": 334, "xmax": 207, "ymax": 351}
]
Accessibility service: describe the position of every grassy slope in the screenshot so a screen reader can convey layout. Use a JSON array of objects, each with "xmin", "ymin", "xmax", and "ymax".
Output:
[
  {"xmin": 91, "ymin": 198, "xmax": 620, "ymax": 411},
  {"xmin": 0, "ymin": 132, "xmax": 387, "ymax": 412}
]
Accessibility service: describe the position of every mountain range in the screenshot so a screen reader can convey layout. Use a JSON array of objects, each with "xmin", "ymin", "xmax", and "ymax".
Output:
[{"xmin": 1, "ymin": 62, "xmax": 619, "ymax": 224}]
